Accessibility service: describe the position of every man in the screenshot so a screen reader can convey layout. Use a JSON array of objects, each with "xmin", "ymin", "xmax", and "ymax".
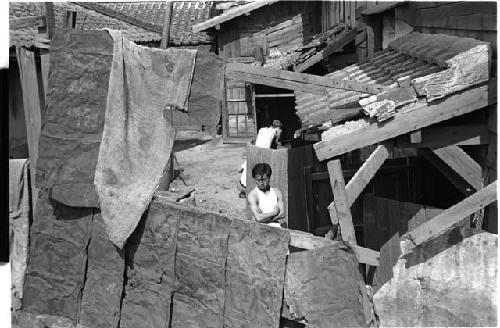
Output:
[
  {"xmin": 247, "ymin": 163, "xmax": 285, "ymax": 228},
  {"xmin": 238, "ymin": 120, "xmax": 282, "ymax": 198}
]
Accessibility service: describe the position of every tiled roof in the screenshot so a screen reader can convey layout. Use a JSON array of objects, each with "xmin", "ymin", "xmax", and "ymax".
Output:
[
  {"xmin": 9, "ymin": 1, "xmax": 215, "ymax": 48},
  {"xmin": 82, "ymin": 1, "xmax": 216, "ymax": 45},
  {"xmin": 296, "ymin": 32, "xmax": 490, "ymax": 129},
  {"xmin": 295, "ymin": 48, "xmax": 443, "ymax": 126}
]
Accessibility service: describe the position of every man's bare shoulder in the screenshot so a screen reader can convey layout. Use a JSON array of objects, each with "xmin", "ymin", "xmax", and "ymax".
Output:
[
  {"xmin": 272, "ymin": 188, "xmax": 283, "ymax": 197},
  {"xmin": 247, "ymin": 188, "xmax": 258, "ymax": 201}
]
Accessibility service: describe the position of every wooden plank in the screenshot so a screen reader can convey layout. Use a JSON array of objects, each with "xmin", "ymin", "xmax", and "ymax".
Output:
[
  {"xmin": 395, "ymin": 123, "xmax": 490, "ymax": 148},
  {"xmin": 288, "ymin": 230, "xmax": 380, "ymax": 266},
  {"xmin": 409, "ymin": 130, "xmax": 422, "ymax": 143},
  {"xmin": 488, "ymin": 106, "xmax": 497, "ymax": 134},
  {"xmin": 404, "ymin": 181, "xmax": 497, "ymax": 247},
  {"xmin": 16, "ymin": 48, "xmax": 43, "ymax": 210},
  {"xmin": 254, "ymin": 93, "xmax": 295, "ymax": 98},
  {"xmin": 161, "ymin": 1, "xmax": 173, "ymax": 48},
  {"xmin": 304, "ymin": 166, "xmax": 314, "ymax": 233},
  {"xmin": 345, "ymin": 144, "xmax": 391, "ymax": 206},
  {"xmin": 361, "ymin": 1, "xmax": 407, "ymax": 15},
  {"xmin": 421, "ymin": 149, "xmax": 475, "ymax": 197},
  {"xmin": 192, "ymin": 0, "xmax": 279, "ymax": 33},
  {"xmin": 41, "ymin": 2, "xmax": 55, "ymax": 39},
  {"xmin": 327, "ymin": 160, "xmax": 357, "ymax": 245},
  {"xmin": 314, "ymin": 82, "xmax": 497, "ymax": 161},
  {"xmin": 226, "ymin": 62, "xmax": 390, "ymax": 95},
  {"xmin": 10, "ymin": 15, "xmax": 46, "ymax": 29},
  {"xmin": 432, "ymin": 145, "xmax": 483, "ymax": 191},
  {"xmin": 40, "ymin": 53, "xmax": 50, "ymax": 101},
  {"xmin": 295, "ymin": 28, "xmax": 358, "ymax": 72}
]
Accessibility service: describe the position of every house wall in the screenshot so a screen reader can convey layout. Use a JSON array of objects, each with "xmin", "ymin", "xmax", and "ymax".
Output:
[{"xmin": 217, "ymin": 1, "xmax": 322, "ymax": 60}]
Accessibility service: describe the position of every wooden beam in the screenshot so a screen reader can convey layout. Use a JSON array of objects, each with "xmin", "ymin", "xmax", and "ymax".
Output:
[
  {"xmin": 345, "ymin": 144, "xmax": 391, "ymax": 206},
  {"xmin": 160, "ymin": 1, "xmax": 174, "ymax": 49},
  {"xmin": 361, "ymin": 1, "xmax": 407, "ymax": 15},
  {"xmin": 16, "ymin": 48, "xmax": 43, "ymax": 210},
  {"xmin": 327, "ymin": 160, "xmax": 357, "ymax": 245},
  {"xmin": 295, "ymin": 28, "xmax": 358, "ymax": 72},
  {"xmin": 226, "ymin": 62, "xmax": 390, "ymax": 95},
  {"xmin": 289, "ymin": 230, "xmax": 379, "ymax": 266},
  {"xmin": 395, "ymin": 123, "xmax": 489, "ymax": 148},
  {"xmin": 432, "ymin": 145, "xmax": 483, "ymax": 191},
  {"xmin": 421, "ymin": 149, "xmax": 475, "ymax": 197},
  {"xmin": 10, "ymin": 16, "xmax": 46, "ymax": 30},
  {"xmin": 254, "ymin": 93, "xmax": 295, "ymax": 98},
  {"xmin": 404, "ymin": 181, "xmax": 497, "ymax": 247},
  {"xmin": 314, "ymin": 82, "xmax": 496, "ymax": 161},
  {"xmin": 40, "ymin": 3, "xmax": 55, "ymax": 39},
  {"xmin": 192, "ymin": 0, "xmax": 279, "ymax": 33}
]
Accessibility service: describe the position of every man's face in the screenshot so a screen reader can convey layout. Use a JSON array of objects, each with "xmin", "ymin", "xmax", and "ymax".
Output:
[{"xmin": 254, "ymin": 173, "xmax": 270, "ymax": 191}]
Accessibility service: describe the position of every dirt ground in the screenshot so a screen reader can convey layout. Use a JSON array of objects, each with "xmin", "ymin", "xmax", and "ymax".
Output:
[{"xmin": 170, "ymin": 136, "xmax": 248, "ymax": 218}]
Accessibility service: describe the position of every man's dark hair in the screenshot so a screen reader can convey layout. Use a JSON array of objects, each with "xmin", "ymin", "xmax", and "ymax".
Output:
[{"xmin": 252, "ymin": 163, "xmax": 272, "ymax": 178}]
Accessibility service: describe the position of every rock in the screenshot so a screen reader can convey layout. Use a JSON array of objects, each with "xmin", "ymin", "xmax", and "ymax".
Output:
[
  {"xmin": 119, "ymin": 201, "xmax": 180, "ymax": 328},
  {"xmin": 78, "ymin": 212, "xmax": 125, "ymax": 328},
  {"xmin": 374, "ymin": 230, "xmax": 497, "ymax": 327},
  {"xmin": 284, "ymin": 244, "xmax": 367, "ymax": 328},
  {"xmin": 223, "ymin": 218, "xmax": 289, "ymax": 328},
  {"xmin": 22, "ymin": 191, "xmax": 93, "ymax": 322}
]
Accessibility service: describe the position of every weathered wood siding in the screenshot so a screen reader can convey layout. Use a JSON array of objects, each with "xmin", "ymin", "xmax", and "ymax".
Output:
[
  {"xmin": 217, "ymin": 1, "xmax": 322, "ymax": 60},
  {"xmin": 395, "ymin": 2, "xmax": 497, "ymax": 65}
]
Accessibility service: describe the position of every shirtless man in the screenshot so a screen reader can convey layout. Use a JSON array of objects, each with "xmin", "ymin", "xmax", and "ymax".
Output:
[{"xmin": 247, "ymin": 163, "xmax": 285, "ymax": 228}]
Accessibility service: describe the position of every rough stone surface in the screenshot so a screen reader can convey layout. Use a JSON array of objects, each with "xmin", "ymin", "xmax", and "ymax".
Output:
[
  {"xmin": 12, "ymin": 311, "xmax": 76, "ymax": 328},
  {"xmin": 187, "ymin": 50, "xmax": 225, "ymax": 136},
  {"xmin": 35, "ymin": 30, "xmax": 113, "ymax": 207},
  {"xmin": 119, "ymin": 201, "xmax": 179, "ymax": 328},
  {"xmin": 223, "ymin": 218, "xmax": 289, "ymax": 328},
  {"xmin": 78, "ymin": 212, "xmax": 125, "ymax": 328},
  {"xmin": 22, "ymin": 191, "xmax": 93, "ymax": 322},
  {"xmin": 284, "ymin": 244, "xmax": 367, "ymax": 328},
  {"xmin": 374, "ymin": 229, "xmax": 497, "ymax": 327},
  {"xmin": 171, "ymin": 205, "xmax": 231, "ymax": 328}
]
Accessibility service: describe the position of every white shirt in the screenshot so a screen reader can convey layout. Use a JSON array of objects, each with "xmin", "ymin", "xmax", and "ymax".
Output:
[
  {"xmin": 255, "ymin": 127, "xmax": 279, "ymax": 148},
  {"xmin": 254, "ymin": 187, "xmax": 278, "ymax": 213}
]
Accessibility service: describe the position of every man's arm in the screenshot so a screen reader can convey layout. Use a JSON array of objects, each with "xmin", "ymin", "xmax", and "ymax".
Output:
[
  {"xmin": 248, "ymin": 190, "xmax": 279, "ymax": 223},
  {"xmin": 274, "ymin": 188, "xmax": 285, "ymax": 220}
]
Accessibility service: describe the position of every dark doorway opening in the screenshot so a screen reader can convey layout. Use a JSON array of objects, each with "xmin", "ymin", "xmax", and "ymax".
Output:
[{"xmin": 254, "ymin": 85, "xmax": 301, "ymax": 145}]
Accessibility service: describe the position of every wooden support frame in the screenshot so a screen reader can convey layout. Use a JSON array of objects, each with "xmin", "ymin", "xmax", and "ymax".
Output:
[
  {"xmin": 16, "ymin": 47, "xmax": 44, "ymax": 209},
  {"xmin": 10, "ymin": 16, "xmax": 47, "ymax": 29},
  {"xmin": 345, "ymin": 143, "xmax": 392, "ymax": 206},
  {"xmin": 314, "ymin": 81, "xmax": 496, "ymax": 161},
  {"xmin": 225, "ymin": 62, "xmax": 390, "ymax": 95},
  {"xmin": 327, "ymin": 160, "xmax": 357, "ymax": 245},
  {"xmin": 160, "ymin": 1, "xmax": 174, "ymax": 49},
  {"xmin": 395, "ymin": 123, "xmax": 489, "ymax": 148},
  {"xmin": 294, "ymin": 28, "xmax": 358, "ymax": 73},
  {"xmin": 404, "ymin": 180, "xmax": 497, "ymax": 248},
  {"xmin": 289, "ymin": 230, "xmax": 379, "ymax": 266},
  {"xmin": 421, "ymin": 149, "xmax": 475, "ymax": 197},
  {"xmin": 192, "ymin": 0, "xmax": 279, "ymax": 33},
  {"xmin": 432, "ymin": 145, "xmax": 483, "ymax": 191},
  {"xmin": 40, "ymin": 2, "xmax": 55, "ymax": 39}
]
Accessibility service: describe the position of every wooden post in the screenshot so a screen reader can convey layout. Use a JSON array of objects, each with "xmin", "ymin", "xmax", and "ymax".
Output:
[
  {"xmin": 39, "ymin": 2, "xmax": 55, "ymax": 39},
  {"xmin": 16, "ymin": 47, "xmax": 44, "ymax": 210},
  {"xmin": 327, "ymin": 159, "xmax": 357, "ymax": 245},
  {"xmin": 161, "ymin": 1, "xmax": 174, "ymax": 49}
]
